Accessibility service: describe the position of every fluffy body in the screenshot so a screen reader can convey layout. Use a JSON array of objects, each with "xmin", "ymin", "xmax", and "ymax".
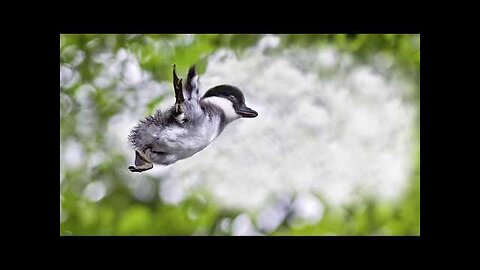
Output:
[{"xmin": 128, "ymin": 99, "xmax": 228, "ymax": 165}]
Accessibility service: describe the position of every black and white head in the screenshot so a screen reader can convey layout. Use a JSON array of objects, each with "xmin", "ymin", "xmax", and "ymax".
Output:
[{"xmin": 202, "ymin": 85, "xmax": 258, "ymax": 123}]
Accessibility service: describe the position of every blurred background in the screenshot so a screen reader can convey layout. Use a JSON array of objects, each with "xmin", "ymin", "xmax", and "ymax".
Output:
[{"xmin": 60, "ymin": 34, "xmax": 420, "ymax": 236}]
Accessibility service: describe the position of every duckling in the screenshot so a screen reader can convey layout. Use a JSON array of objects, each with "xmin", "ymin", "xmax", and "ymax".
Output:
[{"xmin": 128, "ymin": 65, "xmax": 258, "ymax": 172}]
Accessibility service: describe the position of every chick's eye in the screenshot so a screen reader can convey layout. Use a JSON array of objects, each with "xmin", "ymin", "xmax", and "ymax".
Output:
[{"xmin": 229, "ymin": 95, "xmax": 235, "ymax": 100}]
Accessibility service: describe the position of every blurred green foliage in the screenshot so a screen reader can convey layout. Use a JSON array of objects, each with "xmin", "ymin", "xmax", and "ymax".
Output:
[{"xmin": 60, "ymin": 34, "xmax": 420, "ymax": 236}]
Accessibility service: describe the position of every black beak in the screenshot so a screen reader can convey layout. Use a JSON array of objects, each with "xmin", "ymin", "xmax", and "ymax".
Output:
[{"xmin": 236, "ymin": 106, "xmax": 258, "ymax": 118}]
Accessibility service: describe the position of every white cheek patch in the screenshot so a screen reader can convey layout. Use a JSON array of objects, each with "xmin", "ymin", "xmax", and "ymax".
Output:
[{"xmin": 203, "ymin": 96, "xmax": 239, "ymax": 122}]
